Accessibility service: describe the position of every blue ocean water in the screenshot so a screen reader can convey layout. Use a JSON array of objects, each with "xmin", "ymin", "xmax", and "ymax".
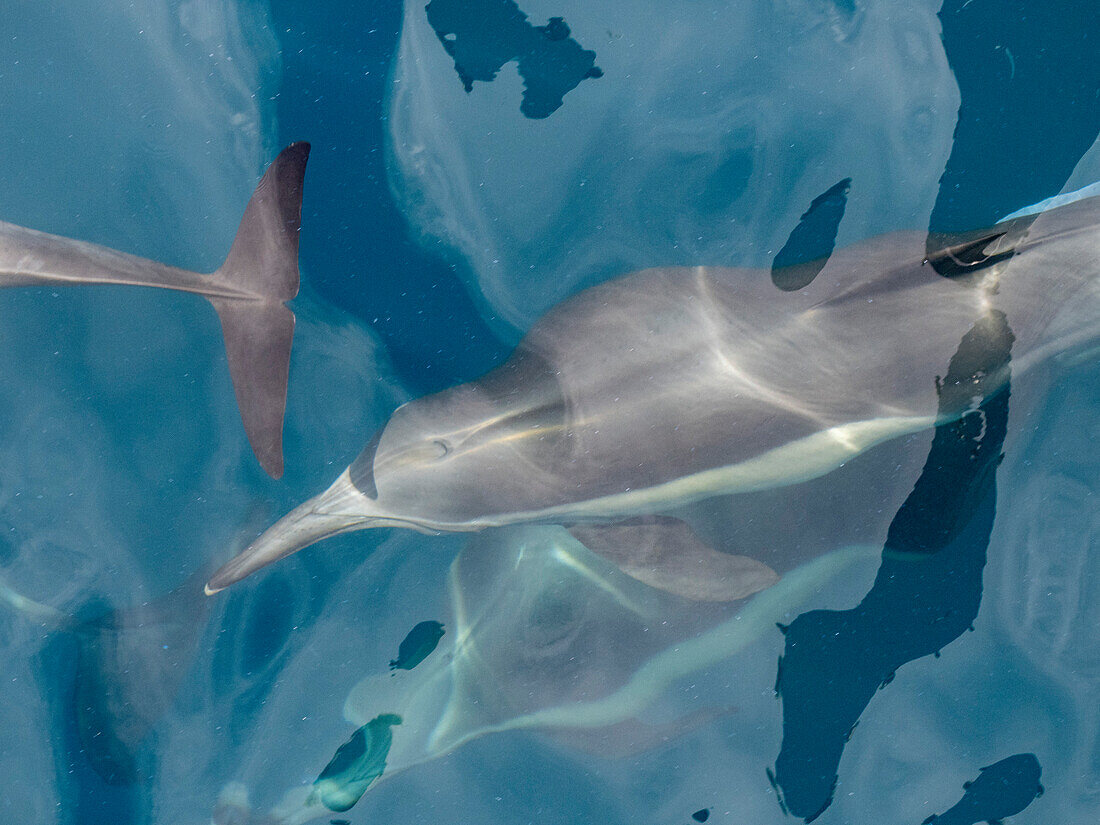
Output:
[{"xmin": 0, "ymin": 1, "xmax": 1098, "ymax": 823}]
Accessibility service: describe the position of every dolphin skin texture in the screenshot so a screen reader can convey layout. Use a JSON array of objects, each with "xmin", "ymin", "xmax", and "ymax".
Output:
[
  {"xmin": 206, "ymin": 193, "xmax": 1100, "ymax": 592},
  {"xmin": 0, "ymin": 143, "xmax": 310, "ymax": 478}
]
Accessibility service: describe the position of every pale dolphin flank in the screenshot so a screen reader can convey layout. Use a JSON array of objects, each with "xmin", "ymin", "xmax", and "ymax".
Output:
[
  {"xmin": 0, "ymin": 142, "xmax": 311, "ymax": 478},
  {"xmin": 206, "ymin": 194, "xmax": 1100, "ymax": 592}
]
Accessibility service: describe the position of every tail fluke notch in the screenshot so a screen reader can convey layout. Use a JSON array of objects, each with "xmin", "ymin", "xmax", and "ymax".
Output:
[{"xmin": 212, "ymin": 142, "xmax": 310, "ymax": 478}]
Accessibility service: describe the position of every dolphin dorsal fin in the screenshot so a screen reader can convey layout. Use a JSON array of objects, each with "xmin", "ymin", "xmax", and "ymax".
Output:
[{"xmin": 925, "ymin": 227, "xmax": 1020, "ymax": 280}]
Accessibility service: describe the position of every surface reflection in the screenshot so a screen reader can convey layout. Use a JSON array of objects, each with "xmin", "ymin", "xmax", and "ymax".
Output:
[
  {"xmin": 389, "ymin": 0, "xmax": 957, "ymax": 332},
  {"xmin": 424, "ymin": 0, "xmax": 603, "ymax": 119},
  {"xmin": 0, "ymin": 0, "xmax": 1097, "ymax": 823},
  {"xmin": 921, "ymin": 754, "xmax": 1043, "ymax": 825},
  {"xmin": 771, "ymin": 311, "xmax": 1013, "ymax": 820}
]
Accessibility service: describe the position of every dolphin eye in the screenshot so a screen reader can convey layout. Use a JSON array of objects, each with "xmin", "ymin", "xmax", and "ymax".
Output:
[{"xmin": 433, "ymin": 439, "xmax": 451, "ymax": 458}]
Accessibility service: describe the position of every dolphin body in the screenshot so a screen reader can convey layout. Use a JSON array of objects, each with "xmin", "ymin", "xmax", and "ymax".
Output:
[
  {"xmin": 207, "ymin": 194, "xmax": 1100, "ymax": 592},
  {"xmin": 0, "ymin": 143, "xmax": 311, "ymax": 478}
]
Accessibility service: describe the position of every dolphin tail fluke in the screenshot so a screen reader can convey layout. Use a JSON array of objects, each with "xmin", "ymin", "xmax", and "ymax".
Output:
[
  {"xmin": 209, "ymin": 142, "xmax": 310, "ymax": 478},
  {"xmin": 210, "ymin": 299, "xmax": 295, "ymax": 478},
  {"xmin": 216, "ymin": 142, "xmax": 310, "ymax": 303}
]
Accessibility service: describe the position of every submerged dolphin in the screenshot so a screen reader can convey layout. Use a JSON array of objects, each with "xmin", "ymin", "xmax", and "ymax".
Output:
[
  {"xmin": 231, "ymin": 528, "xmax": 874, "ymax": 824},
  {"xmin": 206, "ymin": 194, "xmax": 1100, "ymax": 592},
  {"xmin": 0, "ymin": 143, "xmax": 311, "ymax": 478}
]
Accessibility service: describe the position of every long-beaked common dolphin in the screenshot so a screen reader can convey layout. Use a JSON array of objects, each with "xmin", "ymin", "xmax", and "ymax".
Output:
[
  {"xmin": 206, "ymin": 193, "xmax": 1100, "ymax": 593},
  {"xmin": 0, "ymin": 142, "xmax": 311, "ymax": 478}
]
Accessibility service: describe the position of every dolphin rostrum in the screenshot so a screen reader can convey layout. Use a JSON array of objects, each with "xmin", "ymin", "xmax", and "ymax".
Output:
[
  {"xmin": 0, "ymin": 142, "xmax": 311, "ymax": 478},
  {"xmin": 206, "ymin": 193, "xmax": 1100, "ymax": 592}
]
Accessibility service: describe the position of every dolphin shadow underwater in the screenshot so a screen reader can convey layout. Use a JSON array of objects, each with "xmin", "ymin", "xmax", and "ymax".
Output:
[
  {"xmin": 206, "ymin": 193, "xmax": 1100, "ymax": 594},
  {"xmin": 0, "ymin": 143, "xmax": 311, "ymax": 478},
  {"xmin": 0, "ymin": 565, "xmax": 213, "ymax": 786}
]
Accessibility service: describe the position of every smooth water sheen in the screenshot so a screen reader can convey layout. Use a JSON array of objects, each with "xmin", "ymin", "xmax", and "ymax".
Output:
[{"xmin": 0, "ymin": 1, "xmax": 1097, "ymax": 824}]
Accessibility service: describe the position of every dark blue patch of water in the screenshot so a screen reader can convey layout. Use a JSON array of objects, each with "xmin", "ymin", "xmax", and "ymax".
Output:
[
  {"xmin": 269, "ymin": 0, "xmax": 511, "ymax": 395},
  {"xmin": 771, "ymin": 312, "xmax": 1014, "ymax": 821}
]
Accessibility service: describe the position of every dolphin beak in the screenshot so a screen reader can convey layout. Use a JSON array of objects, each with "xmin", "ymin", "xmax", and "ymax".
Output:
[{"xmin": 205, "ymin": 488, "xmax": 368, "ymax": 595}]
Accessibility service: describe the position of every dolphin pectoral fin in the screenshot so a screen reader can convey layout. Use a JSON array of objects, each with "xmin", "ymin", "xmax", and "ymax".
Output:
[{"xmin": 567, "ymin": 517, "xmax": 779, "ymax": 602}]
